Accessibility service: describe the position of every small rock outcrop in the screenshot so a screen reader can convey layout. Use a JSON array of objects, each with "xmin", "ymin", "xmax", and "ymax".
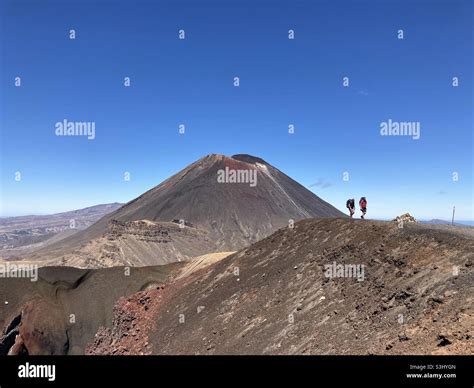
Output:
[{"xmin": 393, "ymin": 213, "xmax": 417, "ymax": 223}]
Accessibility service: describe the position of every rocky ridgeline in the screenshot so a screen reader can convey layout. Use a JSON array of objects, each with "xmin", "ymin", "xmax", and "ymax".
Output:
[{"xmin": 393, "ymin": 213, "xmax": 417, "ymax": 224}]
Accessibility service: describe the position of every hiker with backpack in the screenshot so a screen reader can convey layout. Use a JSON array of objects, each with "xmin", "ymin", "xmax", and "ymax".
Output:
[
  {"xmin": 359, "ymin": 197, "xmax": 367, "ymax": 219},
  {"xmin": 346, "ymin": 198, "xmax": 355, "ymax": 218}
]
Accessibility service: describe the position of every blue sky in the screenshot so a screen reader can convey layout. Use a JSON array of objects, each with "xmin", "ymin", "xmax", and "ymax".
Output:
[{"xmin": 1, "ymin": 0, "xmax": 472, "ymax": 220}]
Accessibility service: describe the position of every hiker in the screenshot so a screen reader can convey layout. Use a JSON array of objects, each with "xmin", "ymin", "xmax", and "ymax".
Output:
[
  {"xmin": 346, "ymin": 198, "xmax": 355, "ymax": 218},
  {"xmin": 359, "ymin": 197, "xmax": 367, "ymax": 219}
]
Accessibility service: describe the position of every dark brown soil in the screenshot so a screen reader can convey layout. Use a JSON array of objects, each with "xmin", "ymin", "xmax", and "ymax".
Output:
[
  {"xmin": 87, "ymin": 218, "xmax": 473, "ymax": 355},
  {"xmin": 0, "ymin": 264, "xmax": 181, "ymax": 355},
  {"xmin": 2, "ymin": 218, "xmax": 472, "ymax": 355}
]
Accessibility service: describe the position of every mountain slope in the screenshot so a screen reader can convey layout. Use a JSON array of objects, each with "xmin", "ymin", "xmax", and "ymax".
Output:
[
  {"xmin": 88, "ymin": 218, "xmax": 473, "ymax": 355},
  {"xmin": 83, "ymin": 153, "xmax": 344, "ymax": 247},
  {"xmin": 0, "ymin": 264, "xmax": 181, "ymax": 355},
  {"xmin": 26, "ymin": 154, "xmax": 344, "ymax": 267},
  {"xmin": 2, "ymin": 219, "xmax": 471, "ymax": 355}
]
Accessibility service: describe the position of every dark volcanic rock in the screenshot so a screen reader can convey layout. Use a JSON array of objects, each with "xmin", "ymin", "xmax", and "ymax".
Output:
[
  {"xmin": 78, "ymin": 153, "xmax": 345, "ymax": 250},
  {"xmin": 3, "ymin": 219, "xmax": 473, "ymax": 355},
  {"xmin": 32, "ymin": 154, "xmax": 344, "ymax": 267}
]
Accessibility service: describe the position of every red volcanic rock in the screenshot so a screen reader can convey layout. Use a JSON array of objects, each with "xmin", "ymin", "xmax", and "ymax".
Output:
[{"xmin": 86, "ymin": 286, "xmax": 166, "ymax": 355}]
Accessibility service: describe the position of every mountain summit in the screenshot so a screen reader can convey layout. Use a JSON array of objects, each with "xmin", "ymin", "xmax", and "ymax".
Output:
[
  {"xmin": 28, "ymin": 154, "xmax": 345, "ymax": 267},
  {"xmin": 94, "ymin": 153, "xmax": 344, "ymax": 245}
]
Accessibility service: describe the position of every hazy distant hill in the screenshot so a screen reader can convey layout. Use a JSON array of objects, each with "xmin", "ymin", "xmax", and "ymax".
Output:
[
  {"xmin": 421, "ymin": 219, "xmax": 473, "ymax": 227},
  {"xmin": 0, "ymin": 203, "xmax": 123, "ymax": 250}
]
